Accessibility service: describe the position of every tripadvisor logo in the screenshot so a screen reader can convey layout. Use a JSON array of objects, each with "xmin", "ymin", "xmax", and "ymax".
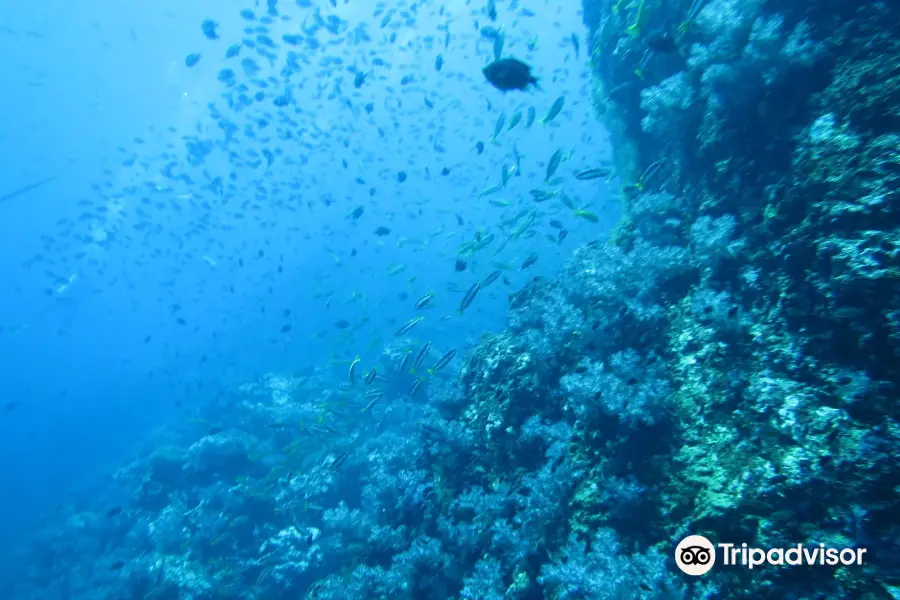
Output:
[
  {"xmin": 675, "ymin": 535, "xmax": 716, "ymax": 575},
  {"xmin": 674, "ymin": 535, "xmax": 867, "ymax": 576}
]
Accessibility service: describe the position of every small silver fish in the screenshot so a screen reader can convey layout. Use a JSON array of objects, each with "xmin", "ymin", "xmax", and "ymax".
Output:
[
  {"xmin": 428, "ymin": 349, "xmax": 457, "ymax": 374},
  {"xmin": 412, "ymin": 341, "xmax": 432, "ymax": 373},
  {"xmin": 545, "ymin": 149, "xmax": 563, "ymax": 182},
  {"xmin": 395, "ymin": 316, "xmax": 424, "ymax": 336},
  {"xmin": 574, "ymin": 166, "xmax": 614, "ymax": 181},
  {"xmin": 541, "ymin": 96, "xmax": 565, "ymax": 125},
  {"xmin": 408, "ymin": 377, "xmax": 425, "ymax": 396},
  {"xmin": 501, "ymin": 164, "xmax": 517, "ymax": 187},
  {"xmin": 491, "ymin": 113, "xmax": 506, "ymax": 141},
  {"xmin": 361, "ymin": 392, "xmax": 383, "ymax": 413},
  {"xmin": 397, "ymin": 351, "xmax": 411, "ymax": 372},
  {"xmin": 507, "ymin": 111, "xmax": 522, "ymax": 131}
]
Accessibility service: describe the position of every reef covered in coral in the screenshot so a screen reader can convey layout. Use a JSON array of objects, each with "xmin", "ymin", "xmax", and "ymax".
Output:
[
  {"xmin": 6, "ymin": 0, "xmax": 900, "ymax": 599},
  {"xmin": 581, "ymin": 0, "xmax": 900, "ymax": 595}
]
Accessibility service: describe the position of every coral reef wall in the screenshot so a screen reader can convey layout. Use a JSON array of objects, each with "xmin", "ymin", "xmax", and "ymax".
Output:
[{"xmin": 580, "ymin": 0, "xmax": 900, "ymax": 595}]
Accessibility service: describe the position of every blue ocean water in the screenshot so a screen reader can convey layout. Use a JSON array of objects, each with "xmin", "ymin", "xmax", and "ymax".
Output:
[
  {"xmin": 0, "ymin": 0, "xmax": 617, "ymax": 596},
  {"xmin": 3, "ymin": 0, "xmax": 898, "ymax": 598}
]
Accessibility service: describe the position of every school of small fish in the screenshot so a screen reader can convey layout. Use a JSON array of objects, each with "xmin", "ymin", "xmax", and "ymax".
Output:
[{"xmin": 8, "ymin": 0, "xmax": 624, "ymax": 449}]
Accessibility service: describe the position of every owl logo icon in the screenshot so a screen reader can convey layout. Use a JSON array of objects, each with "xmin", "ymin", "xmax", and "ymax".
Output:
[{"xmin": 675, "ymin": 535, "xmax": 716, "ymax": 575}]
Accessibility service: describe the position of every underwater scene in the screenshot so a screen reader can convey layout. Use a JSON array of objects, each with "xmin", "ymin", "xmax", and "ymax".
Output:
[{"xmin": 0, "ymin": 0, "xmax": 898, "ymax": 598}]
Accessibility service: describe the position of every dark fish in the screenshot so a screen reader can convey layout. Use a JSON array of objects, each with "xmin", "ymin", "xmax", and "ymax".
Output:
[
  {"xmin": 110, "ymin": 560, "xmax": 126, "ymax": 571},
  {"xmin": 0, "ymin": 176, "xmax": 58, "ymax": 204},
  {"xmin": 521, "ymin": 253, "xmax": 538, "ymax": 269},
  {"xmin": 349, "ymin": 205, "xmax": 364, "ymax": 219},
  {"xmin": 480, "ymin": 25, "xmax": 502, "ymax": 41},
  {"xmin": 435, "ymin": 54, "xmax": 444, "ymax": 71},
  {"xmin": 334, "ymin": 319, "xmax": 350, "ymax": 329},
  {"xmin": 455, "ymin": 259, "xmax": 467, "ymax": 272},
  {"xmin": 441, "ymin": 167, "xmax": 450, "ymax": 176},
  {"xmin": 331, "ymin": 449, "xmax": 351, "ymax": 468},
  {"xmin": 106, "ymin": 507, "xmax": 123, "ymax": 518},
  {"xmin": 201, "ymin": 19, "xmax": 219, "ymax": 40},
  {"xmin": 530, "ymin": 188, "xmax": 557, "ymax": 202},
  {"xmin": 354, "ymin": 71, "xmax": 367, "ymax": 88},
  {"xmin": 476, "ymin": 141, "xmax": 485, "ymax": 155},
  {"xmin": 646, "ymin": 31, "xmax": 678, "ymax": 53},
  {"xmin": 558, "ymin": 229, "xmax": 568, "ymax": 243},
  {"xmin": 374, "ymin": 226, "xmax": 391, "ymax": 236},
  {"xmin": 482, "ymin": 58, "xmax": 540, "ymax": 92},
  {"xmin": 397, "ymin": 171, "xmax": 408, "ymax": 183},
  {"xmin": 420, "ymin": 421, "xmax": 443, "ymax": 436},
  {"xmin": 185, "ymin": 53, "xmax": 201, "ymax": 67}
]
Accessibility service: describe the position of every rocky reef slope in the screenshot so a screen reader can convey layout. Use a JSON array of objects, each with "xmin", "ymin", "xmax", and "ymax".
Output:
[{"xmin": 579, "ymin": 0, "xmax": 900, "ymax": 595}]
